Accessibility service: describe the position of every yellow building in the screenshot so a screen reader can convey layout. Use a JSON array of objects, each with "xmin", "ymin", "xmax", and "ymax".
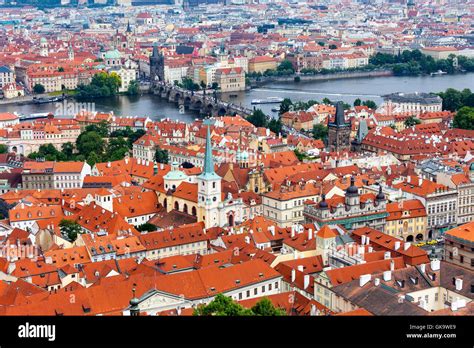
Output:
[
  {"xmin": 248, "ymin": 56, "xmax": 278, "ymax": 73},
  {"xmin": 385, "ymin": 199, "xmax": 427, "ymax": 242}
]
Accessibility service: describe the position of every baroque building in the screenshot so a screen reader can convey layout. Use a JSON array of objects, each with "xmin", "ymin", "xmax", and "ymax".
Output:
[{"xmin": 303, "ymin": 178, "xmax": 388, "ymax": 232}]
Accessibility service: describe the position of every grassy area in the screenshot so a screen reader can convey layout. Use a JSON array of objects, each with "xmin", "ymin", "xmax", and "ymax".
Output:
[{"xmin": 48, "ymin": 90, "xmax": 77, "ymax": 97}]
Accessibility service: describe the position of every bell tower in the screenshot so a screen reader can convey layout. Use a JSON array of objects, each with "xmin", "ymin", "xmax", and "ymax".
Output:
[{"xmin": 197, "ymin": 119, "xmax": 222, "ymax": 228}]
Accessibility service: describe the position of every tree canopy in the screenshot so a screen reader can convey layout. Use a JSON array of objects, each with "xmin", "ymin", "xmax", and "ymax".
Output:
[
  {"xmin": 453, "ymin": 107, "xmax": 474, "ymax": 130},
  {"xmin": 155, "ymin": 147, "xmax": 169, "ymax": 164},
  {"xmin": 76, "ymin": 72, "xmax": 121, "ymax": 100},
  {"xmin": 246, "ymin": 109, "xmax": 267, "ymax": 128},
  {"xmin": 193, "ymin": 294, "xmax": 286, "ymax": 316},
  {"xmin": 59, "ymin": 219, "xmax": 83, "ymax": 242}
]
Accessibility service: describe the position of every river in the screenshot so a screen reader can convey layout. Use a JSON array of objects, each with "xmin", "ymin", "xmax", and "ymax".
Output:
[{"xmin": 2, "ymin": 73, "xmax": 473, "ymax": 122}]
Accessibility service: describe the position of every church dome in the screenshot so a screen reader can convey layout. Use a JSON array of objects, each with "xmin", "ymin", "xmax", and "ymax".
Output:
[
  {"xmin": 319, "ymin": 194, "xmax": 328, "ymax": 209},
  {"xmin": 376, "ymin": 185, "xmax": 385, "ymax": 201},
  {"xmin": 164, "ymin": 162, "xmax": 188, "ymax": 181},
  {"xmin": 346, "ymin": 177, "xmax": 359, "ymax": 195}
]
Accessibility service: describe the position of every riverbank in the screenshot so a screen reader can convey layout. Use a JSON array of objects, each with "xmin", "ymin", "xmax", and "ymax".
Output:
[{"xmin": 250, "ymin": 69, "xmax": 393, "ymax": 87}]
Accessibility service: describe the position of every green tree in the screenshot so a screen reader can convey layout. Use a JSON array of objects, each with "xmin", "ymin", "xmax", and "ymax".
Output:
[
  {"xmin": 438, "ymin": 88, "xmax": 464, "ymax": 111},
  {"xmin": 453, "ymin": 106, "xmax": 474, "ymax": 130},
  {"xmin": 279, "ymin": 98, "xmax": 293, "ymax": 115},
  {"xmin": 76, "ymin": 131, "xmax": 105, "ymax": 156},
  {"xmin": 28, "ymin": 144, "xmax": 66, "ymax": 161},
  {"xmin": 75, "ymin": 72, "xmax": 121, "ymax": 99},
  {"xmin": 58, "ymin": 67, "xmax": 65, "ymax": 72},
  {"xmin": 329, "ymin": 44, "xmax": 337, "ymax": 50},
  {"xmin": 353, "ymin": 98, "xmax": 362, "ymax": 107},
  {"xmin": 404, "ymin": 116, "xmax": 421, "ymax": 128},
  {"xmin": 251, "ymin": 297, "xmax": 286, "ymax": 316},
  {"xmin": 136, "ymin": 223, "xmax": 158, "ymax": 232},
  {"xmin": 194, "ymin": 294, "xmax": 253, "ymax": 316},
  {"xmin": 277, "ymin": 60, "xmax": 294, "ymax": 72},
  {"xmin": 362, "ymin": 100, "xmax": 377, "ymax": 109},
  {"xmin": 268, "ymin": 118, "xmax": 282, "ymax": 134},
  {"xmin": 0, "ymin": 198, "xmax": 14, "ymax": 219},
  {"xmin": 322, "ymin": 97, "xmax": 332, "ymax": 105},
  {"xmin": 312, "ymin": 124, "xmax": 328, "ymax": 140},
  {"xmin": 106, "ymin": 136, "xmax": 129, "ymax": 161},
  {"xmin": 86, "ymin": 151, "xmax": 101, "ymax": 166},
  {"xmin": 61, "ymin": 142, "xmax": 74, "ymax": 159},
  {"xmin": 0, "ymin": 144, "xmax": 8, "ymax": 154},
  {"xmin": 294, "ymin": 149, "xmax": 305, "ymax": 161},
  {"xmin": 247, "ymin": 109, "xmax": 267, "ymax": 128},
  {"xmin": 127, "ymin": 80, "xmax": 139, "ymax": 96},
  {"xmin": 155, "ymin": 147, "xmax": 169, "ymax": 164},
  {"xmin": 33, "ymin": 84, "xmax": 45, "ymax": 94},
  {"xmin": 59, "ymin": 219, "xmax": 83, "ymax": 242}
]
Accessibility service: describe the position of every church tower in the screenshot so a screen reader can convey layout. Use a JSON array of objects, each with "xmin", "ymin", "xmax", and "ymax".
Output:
[
  {"xmin": 197, "ymin": 120, "xmax": 222, "ymax": 228},
  {"xmin": 68, "ymin": 42, "xmax": 74, "ymax": 61},
  {"xmin": 149, "ymin": 42, "xmax": 165, "ymax": 84},
  {"xmin": 327, "ymin": 101, "xmax": 351, "ymax": 152},
  {"xmin": 39, "ymin": 37, "xmax": 48, "ymax": 57}
]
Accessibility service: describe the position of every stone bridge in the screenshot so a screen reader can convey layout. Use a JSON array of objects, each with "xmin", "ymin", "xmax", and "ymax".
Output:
[{"xmin": 151, "ymin": 82, "xmax": 253, "ymax": 117}]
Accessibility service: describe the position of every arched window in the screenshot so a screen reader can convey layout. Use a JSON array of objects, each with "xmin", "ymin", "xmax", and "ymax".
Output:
[
  {"xmin": 174, "ymin": 201, "xmax": 179, "ymax": 211},
  {"xmin": 192, "ymin": 206, "xmax": 197, "ymax": 216},
  {"xmin": 183, "ymin": 204, "xmax": 188, "ymax": 214}
]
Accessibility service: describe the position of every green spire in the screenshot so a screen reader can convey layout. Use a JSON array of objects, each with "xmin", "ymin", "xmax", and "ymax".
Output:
[
  {"xmin": 203, "ymin": 120, "xmax": 214, "ymax": 175},
  {"xmin": 199, "ymin": 119, "xmax": 221, "ymax": 181}
]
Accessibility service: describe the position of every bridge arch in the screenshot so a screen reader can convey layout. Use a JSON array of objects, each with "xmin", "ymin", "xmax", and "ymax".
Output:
[{"xmin": 217, "ymin": 107, "xmax": 227, "ymax": 116}]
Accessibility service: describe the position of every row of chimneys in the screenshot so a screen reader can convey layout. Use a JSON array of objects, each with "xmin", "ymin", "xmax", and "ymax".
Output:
[{"xmin": 291, "ymin": 268, "xmax": 311, "ymax": 290}]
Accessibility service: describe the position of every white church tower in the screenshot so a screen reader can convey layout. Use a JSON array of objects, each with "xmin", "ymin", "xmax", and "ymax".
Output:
[
  {"xmin": 40, "ymin": 37, "xmax": 49, "ymax": 57},
  {"xmin": 68, "ymin": 42, "xmax": 75, "ymax": 61},
  {"xmin": 198, "ymin": 119, "xmax": 222, "ymax": 228}
]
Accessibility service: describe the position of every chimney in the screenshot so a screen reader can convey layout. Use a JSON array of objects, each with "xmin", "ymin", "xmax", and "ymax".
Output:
[
  {"xmin": 383, "ymin": 270, "xmax": 392, "ymax": 281},
  {"xmin": 420, "ymin": 264, "xmax": 426, "ymax": 273},
  {"xmin": 394, "ymin": 241, "xmax": 401, "ymax": 250},
  {"xmin": 366, "ymin": 237, "xmax": 370, "ymax": 245},
  {"xmin": 390, "ymin": 259, "xmax": 395, "ymax": 271},
  {"xmin": 304, "ymin": 275, "xmax": 310, "ymax": 289},
  {"xmin": 359, "ymin": 274, "xmax": 371, "ymax": 287},
  {"xmin": 268, "ymin": 226, "xmax": 275, "ymax": 236},
  {"xmin": 297, "ymin": 265, "xmax": 304, "ymax": 272},
  {"xmin": 384, "ymin": 251, "xmax": 391, "ymax": 260},
  {"xmin": 368, "ymin": 246, "xmax": 373, "ymax": 252},
  {"xmin": 361, "ymin": 235, "xmax": 366, "ymax": 245},
  {"xmin": 308, "ymin": 229, "xmax": 313, "ymax": 240},
  {"xmin": 291, "ymin": 269, "xmax": 296, "ymax": 283},
  {"xmin": 455, "ymin": 278, "xmax": 463, "ymax": 291},
  {"xmin": 244, "ymin": 236, "xmax": 250, "ymax": 244},
  {"xmin": 374, "ymin": 278, "xmax": 380, "ymax": 286},
  {"xmin": 404, "ymin": 242, "xmax": 411, "ymax": 251},
  {"xmin": 430, "ymin": 259, "xmax": 440, "ymax": 271}
]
